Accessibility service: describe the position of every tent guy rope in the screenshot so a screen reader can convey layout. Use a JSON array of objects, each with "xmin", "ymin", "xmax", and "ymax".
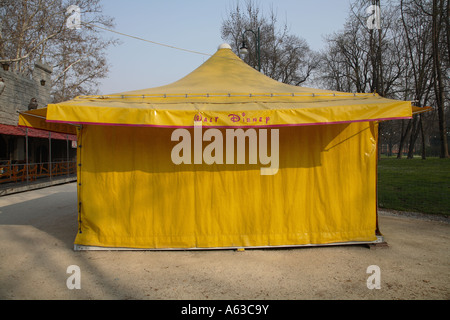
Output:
[{"xmin": 82, "ymin": 22, "xmax": 212, "ymax": 57}]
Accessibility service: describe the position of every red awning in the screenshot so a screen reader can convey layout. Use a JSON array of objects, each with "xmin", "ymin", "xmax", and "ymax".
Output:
[{"xmin": 0, "ymin": 124, "xmax": 77, "ymax": 141}]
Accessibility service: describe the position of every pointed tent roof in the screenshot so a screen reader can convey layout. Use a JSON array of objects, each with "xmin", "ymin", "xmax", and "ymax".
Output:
[
  {"xmin": 120, "ymin": 43, "xmax": 333, "ymax": 96},
  {"xmin": 19, "ymin": 44, "xmax": 419, "ymax": 133}
]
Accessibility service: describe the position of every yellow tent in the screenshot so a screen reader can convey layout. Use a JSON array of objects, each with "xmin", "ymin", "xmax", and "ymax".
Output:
[{"xmin": 19, "ymin": 44, "xmax": 425, "ymax": 250}]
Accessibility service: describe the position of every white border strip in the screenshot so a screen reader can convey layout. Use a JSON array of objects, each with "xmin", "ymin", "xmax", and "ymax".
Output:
[{"xmin": 74, "ymin": 236, "xmax": 385, "ymax": 251}]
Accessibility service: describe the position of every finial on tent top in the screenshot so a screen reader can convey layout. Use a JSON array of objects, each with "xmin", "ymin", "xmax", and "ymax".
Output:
[{"xmin": 218, "ymin": 43, "xmax": 232, "ymax": 50}]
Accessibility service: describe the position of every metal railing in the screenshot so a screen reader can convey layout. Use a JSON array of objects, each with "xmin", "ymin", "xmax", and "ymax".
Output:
[{"xmin": 0, "ymin": 161, "xmax": 77, "ymax": 184}]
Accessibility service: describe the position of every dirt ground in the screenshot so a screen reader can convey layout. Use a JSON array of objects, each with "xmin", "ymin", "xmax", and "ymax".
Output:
[{"xmin": 0, "ymin": 182, "xmax": 449, "ymax": 300}]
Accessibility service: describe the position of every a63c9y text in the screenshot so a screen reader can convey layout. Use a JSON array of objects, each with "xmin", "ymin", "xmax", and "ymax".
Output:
[{"xmin": 181, "ymin": 304, "xmax": 269, "ymax": 317}]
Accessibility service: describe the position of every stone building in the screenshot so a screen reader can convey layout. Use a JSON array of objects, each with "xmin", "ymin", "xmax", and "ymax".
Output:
[{"xmin": 0, "ymin": 62, "xmax": 77, "ymax": 184}]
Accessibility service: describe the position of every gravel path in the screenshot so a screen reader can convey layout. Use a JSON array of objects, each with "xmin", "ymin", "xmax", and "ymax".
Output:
[{"xmin": 0, "ymin": 183, "xmax": 449, "ymax": 301}]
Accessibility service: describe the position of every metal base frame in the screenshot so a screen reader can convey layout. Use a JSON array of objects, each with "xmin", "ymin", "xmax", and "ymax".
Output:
[{"xmin": 74, "ymin": 235, "xmax": 386, "ymax": 251}]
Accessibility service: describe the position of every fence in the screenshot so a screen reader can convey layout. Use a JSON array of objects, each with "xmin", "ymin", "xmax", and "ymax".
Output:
[{"xmin": 0, "ymin": 160, "xmax": 77, "ymax": 185}]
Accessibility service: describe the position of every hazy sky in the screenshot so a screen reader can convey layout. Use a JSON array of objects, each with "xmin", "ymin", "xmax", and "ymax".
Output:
[{"xmin": 95, "ymin": 0, "xmax": 353, "ymax": 94}]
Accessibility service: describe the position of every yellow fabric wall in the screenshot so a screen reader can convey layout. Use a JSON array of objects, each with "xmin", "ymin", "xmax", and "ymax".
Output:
[{"xmin": 75, "ymin": 121, "xmax": 378, "ymax": 249}]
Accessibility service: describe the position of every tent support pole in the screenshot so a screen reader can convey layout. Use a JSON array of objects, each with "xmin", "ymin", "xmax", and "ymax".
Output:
[
  {"xmin": 49, "ymin": 132, "xmax": 52, "ymax": 180},
  {"xmin": 26, "ymin": 128, "xmax": 29, "ymax": 183}
]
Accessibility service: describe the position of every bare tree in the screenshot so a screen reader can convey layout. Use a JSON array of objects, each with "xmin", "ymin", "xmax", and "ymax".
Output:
[
  {"xmin": 0, "ymin": 0, "xmax": 117, "ymax": 102},
  {"xmin": 398, "ymin": 0, "xmax": 434, "ymax": 158},
  {"xmin": 397, "ymin": 0, "xmax": 449, "ymax": 158},
  {"xmin": 318, "ymin": 0, "xmax": 448, "ymax": 159},
  {"xmin": 221, "ymin": 0, "xmax": 319, "ymax": 86},
  {"xmin": 431, "ymin": 0, "xmax": 449, "ymax": 158},
  {"xmin": 317, "ymin": 0, "xmax": 406, "ymax": 96},
  {"xmin": 319, "ymin": 22, "xmax": 373, "ymax": 93}
]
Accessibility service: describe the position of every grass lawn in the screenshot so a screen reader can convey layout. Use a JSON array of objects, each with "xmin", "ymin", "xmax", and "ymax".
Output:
[{"xmin": 377, "ymin": 157, "xmax": 450, "ymax": 215}]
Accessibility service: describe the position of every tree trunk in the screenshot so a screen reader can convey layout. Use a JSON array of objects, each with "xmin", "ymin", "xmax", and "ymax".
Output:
[
  {"xmin": 397, "ymin": 119, "xmax": 412, "ymax": 158},
  {"xmin": 432, "ymin": 0, "xmax": 449, "ymax": 158},
  {"xmin": 420, "ymin": 115, "xmax": 426, "ymax": 160},
  {"xmin": 407, "ymin": 116, "xmax": 421, "ymax": 159}
]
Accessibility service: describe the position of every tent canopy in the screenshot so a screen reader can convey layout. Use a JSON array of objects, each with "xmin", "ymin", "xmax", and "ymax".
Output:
[
  {"xmin": 16, "ymin": 44, "xmax": 430, "ymax": 250},
  {"xmin": 19, "ymin": 44, "xmax": 418, "ymax": 131}
]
